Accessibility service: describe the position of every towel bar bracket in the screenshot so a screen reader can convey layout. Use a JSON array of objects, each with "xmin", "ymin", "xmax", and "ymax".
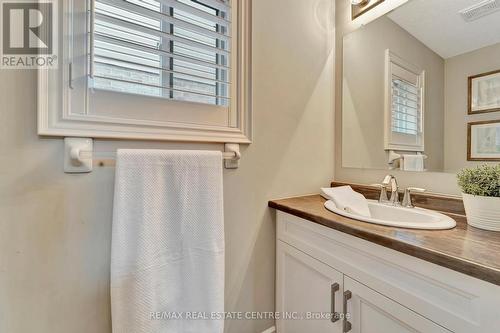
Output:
[
  {"xmin": 64, "ymin": 138, "xmax": 93, "ymax": 173},
  {"xmin": 224, "ymin": 143, "xmax": 241, "ymax": 169}
]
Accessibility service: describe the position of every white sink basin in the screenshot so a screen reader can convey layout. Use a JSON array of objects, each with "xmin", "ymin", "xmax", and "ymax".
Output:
[{"xmin": 324, "ymin": 199, "xmax": 456, "ymax": 230}]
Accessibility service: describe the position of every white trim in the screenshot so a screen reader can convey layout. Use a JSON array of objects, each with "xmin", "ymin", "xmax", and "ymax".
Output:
[
  {"xmin": 261, "ymin": 326, "xmax": 276, "ymax": 333},
  {"xmin": 37, "ymin": 0, "xmax": 252, "ymax": 143}
]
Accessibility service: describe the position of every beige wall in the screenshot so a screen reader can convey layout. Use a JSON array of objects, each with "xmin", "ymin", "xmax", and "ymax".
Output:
[
  {"xmin": 342, "ymin": 16, "xmax": 444, "ymax": 171},
  {"xmin": 335, "ymin": 0, "xmax": 460, "ymax": 195},
  {"xmin": 444, "ymin": 43, "xmax": 500, "ymax": 172},
  {"xmin": 0, "ymin": 1, "xmax": 335, "ymax": 332}
]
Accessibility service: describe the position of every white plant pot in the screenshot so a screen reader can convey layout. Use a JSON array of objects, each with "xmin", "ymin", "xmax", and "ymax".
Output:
[{"xmin": 462, "ymin": 193, "xmax": 500, "ymax": 232}]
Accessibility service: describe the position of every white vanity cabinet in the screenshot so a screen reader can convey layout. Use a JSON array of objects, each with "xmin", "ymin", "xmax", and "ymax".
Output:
[
  {"xmin": 276, "ymin": 211, "xmax": 500, "ymax": 333},
  {"xmin": 277, "ymin": 242, "xmax": 448, "ymax": 333}
]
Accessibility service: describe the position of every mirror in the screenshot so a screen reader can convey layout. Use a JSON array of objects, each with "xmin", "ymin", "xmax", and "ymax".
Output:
[{"xmin": 342, "ymin": 0, "xmax": 500, "ymax": 173}]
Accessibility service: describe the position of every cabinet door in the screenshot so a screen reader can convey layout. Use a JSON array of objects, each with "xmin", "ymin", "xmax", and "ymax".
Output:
[
  {"xmin": 343, "ymin": 276, "xmax": 451, "ymax": 333},
  {"xmin": 277, "ymin": 241, "xmax": 343, "ymax": 333}
]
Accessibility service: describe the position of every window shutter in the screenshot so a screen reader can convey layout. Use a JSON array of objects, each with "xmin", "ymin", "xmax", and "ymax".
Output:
[
  {"xmin": 384, "ymin": 50, "xmax": 425, "ymax": 152},
  {"xmin": 90, "ymin": 0, "xmax": 231, "ymax": 106},
  {"xmin": 391, "ymin": 78, "xmax": 421, "ymax": 136}
]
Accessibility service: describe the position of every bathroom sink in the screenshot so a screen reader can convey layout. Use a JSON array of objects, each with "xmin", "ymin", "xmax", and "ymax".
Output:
[{"xmin": 324, "ymin": 200, "xmax": 456, "ymax": 230}]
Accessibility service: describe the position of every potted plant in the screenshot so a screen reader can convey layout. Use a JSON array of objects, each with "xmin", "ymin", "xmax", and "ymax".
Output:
[{"xmin": 457, "ymin": 165, "xmax": 500, "ymax": 231}]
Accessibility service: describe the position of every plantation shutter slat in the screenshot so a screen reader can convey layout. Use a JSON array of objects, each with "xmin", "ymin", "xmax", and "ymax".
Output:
[
  {"xmin": 90, "ymin": 0, "xmax": 231, "ymax": 106},
  {"xmin": 94, "ymin": 55, "xmax": 230, "ymax": 84}
]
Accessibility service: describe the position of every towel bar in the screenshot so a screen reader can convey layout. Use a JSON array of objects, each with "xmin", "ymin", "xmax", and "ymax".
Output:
[
  {"xmin": 64, "ymin": 138, "xmax": 241, "ymax": 173},
  {"xmin": 387, "ymin": 150, "xmax": 428, "ymax": 164}
]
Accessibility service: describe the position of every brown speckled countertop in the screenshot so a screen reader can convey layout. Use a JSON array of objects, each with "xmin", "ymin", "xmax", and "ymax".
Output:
[{"xmin": 269, "ymin": 194, "xmax": 500, "ymax": 286}]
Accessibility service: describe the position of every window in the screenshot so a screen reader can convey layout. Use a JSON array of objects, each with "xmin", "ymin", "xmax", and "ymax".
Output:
[
  {"xmin": 384, "ymin": 50, "xmax": 425, "ymax": 152},
  {"xmin": 92, "ymin": 0, "xmax": 230, "ymax": 106},
  {"xmin": 38, "ymin": 0, "xmax": 251, "ymax": 143}
]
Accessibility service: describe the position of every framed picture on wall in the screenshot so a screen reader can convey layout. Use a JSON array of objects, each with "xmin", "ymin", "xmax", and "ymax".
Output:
[
  {"xmin": 468, "ymin": 120, "xmax": 500, "ymax": 161},
  {"xmin": 468, "ymin": 70, "xmax": 500, "ymax": 114}
]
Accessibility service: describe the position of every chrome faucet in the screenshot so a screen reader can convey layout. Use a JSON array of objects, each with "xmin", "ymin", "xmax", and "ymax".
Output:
[
  {"xmin": 373, "ymin": 175, "xmax": 427, "ymax": 208},
  {"xmin": 371, "ymin": 175, "xmax": 399, "ymax": 205},
  {"xmin": 382, "ymin": 175, "xmax": 400, "ymax": 205}
]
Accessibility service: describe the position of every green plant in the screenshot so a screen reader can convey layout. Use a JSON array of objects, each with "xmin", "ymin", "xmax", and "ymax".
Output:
[{"xmin": 457, "ymin": 164, "xmax": 500, "ymax": 197}]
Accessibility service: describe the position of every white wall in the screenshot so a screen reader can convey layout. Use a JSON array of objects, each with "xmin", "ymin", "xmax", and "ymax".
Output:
[
  {"xmin": 0, "ymin": 1, "xmax": 335, "ymax": 332},
  {"xmin": 335, "ymin": 0, "xmax": 460, "ymax": 195},
  {"xmin": 444, "ymin": 43, "xmax": 500, "ymax": 172}
]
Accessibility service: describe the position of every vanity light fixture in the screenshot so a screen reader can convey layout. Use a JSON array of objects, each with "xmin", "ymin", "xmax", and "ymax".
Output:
[{"xmin": 351, "ymin": 0, "xmax": 385, "ymax": 20}]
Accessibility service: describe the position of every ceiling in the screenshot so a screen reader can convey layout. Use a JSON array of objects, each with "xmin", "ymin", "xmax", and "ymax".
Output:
[{"xmin": 388, "ymin": 0, "xmax": 500, "ymax": 59}]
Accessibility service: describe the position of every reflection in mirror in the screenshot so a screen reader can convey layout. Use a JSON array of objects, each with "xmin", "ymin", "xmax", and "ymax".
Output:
[{"xmin": 342, "ymin": 0, "xmax": 500, "ymax": 173}]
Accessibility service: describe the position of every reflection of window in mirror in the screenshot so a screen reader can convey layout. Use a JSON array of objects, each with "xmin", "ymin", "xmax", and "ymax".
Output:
[{"xmin": 385, "ymin": 50, "xmax": 425, "ymax": 152}]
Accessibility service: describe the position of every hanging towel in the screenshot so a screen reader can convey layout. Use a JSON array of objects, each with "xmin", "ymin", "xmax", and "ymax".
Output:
[
  {"xmin": 321, "ymin": 186, "xmax": 372, "ymax": 217},
  {"xmin": 111, "ymin": 150, "xmax": 225, "ymax": 333},
  {"xmin": 402, "ymin": 154, "xmax": 424, "ymax": 172}
]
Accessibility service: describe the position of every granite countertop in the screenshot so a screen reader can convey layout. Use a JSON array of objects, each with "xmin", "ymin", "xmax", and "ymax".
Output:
[{"xmin": 269, "ymin": 194, "xmax": 500, "ymax": 286}]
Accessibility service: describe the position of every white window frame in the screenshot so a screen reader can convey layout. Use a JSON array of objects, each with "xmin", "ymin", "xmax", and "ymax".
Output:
[
  {"xmin": 37, "ymin": 0, "xmax": 252, "ymax": 143},
  {"xmin": 384, "ymin": 49, "xmax": 425, "ymax": 152}
]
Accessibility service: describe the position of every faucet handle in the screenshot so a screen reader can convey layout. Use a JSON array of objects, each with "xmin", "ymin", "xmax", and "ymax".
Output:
[
  {"xmin": 402, "ymin": 187, "xmax": 426, "ymax": 208},
  {"xmin": 370, "ymin": 183, "xmax": 389, "ymax": 203}
]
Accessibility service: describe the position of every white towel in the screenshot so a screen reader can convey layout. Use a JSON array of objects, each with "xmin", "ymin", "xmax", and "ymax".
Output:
[
  {"xmin": 111, "ymin": 150, "xmax": 224, "ymax": 333},
  {"xmin": 403, "ymin": 154, "xmax": 424, "ymax": 172},
  {"xmin": 321, "ymin": 186, "xmax": 371, "ymax": 217}
]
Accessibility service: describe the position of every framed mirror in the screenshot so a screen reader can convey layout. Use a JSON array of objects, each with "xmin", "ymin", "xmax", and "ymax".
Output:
[{"xmin": 342, "ymin": 0, "xmax": 500, "ymax": 173}]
